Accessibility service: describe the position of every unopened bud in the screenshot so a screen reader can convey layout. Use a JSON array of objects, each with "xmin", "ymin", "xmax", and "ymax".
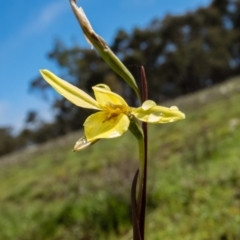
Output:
[
  {"xmin": 69, "ymin": 0, "xmax": 140, "ymax": 99},
  {"xmin": 72, "ymin": 136, "xmax": 98, "ymax": 151}
]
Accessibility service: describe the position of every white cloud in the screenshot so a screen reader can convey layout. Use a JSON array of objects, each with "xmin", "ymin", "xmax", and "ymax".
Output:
[
  {"xmin": 0, "ymin": 101, "xmax": 10, "ymax": 125},
  {"xmin": 0, "ymin": 0, "xmax": 68, "ymax": 67},
  {"xmin": 0, "ymin": 98, "xmax": 54, "ymax": 133},
  {"xmin": 21, "ymin": 1, "xmax": 67, "ymax": 38},
  {"xmin": 0, "ymin": 101, "xmax": 23, "ymax": 131}
]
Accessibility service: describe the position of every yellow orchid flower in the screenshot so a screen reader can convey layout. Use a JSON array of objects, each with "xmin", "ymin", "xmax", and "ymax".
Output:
[{"xmin": 40, "ymin": 69, "xmax": 185, "ymax": 150}]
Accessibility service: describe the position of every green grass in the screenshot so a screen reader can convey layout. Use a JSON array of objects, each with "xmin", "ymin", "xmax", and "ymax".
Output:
[{"xmin": 1, "ymin": 76, "xmax": 240, "ymax": 239}]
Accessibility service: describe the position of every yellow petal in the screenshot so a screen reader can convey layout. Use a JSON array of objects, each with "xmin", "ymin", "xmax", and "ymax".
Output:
[
  {"xmin": 40, "ymin": 70, "xmax": 99, "ymax": 110},
  {"xmin": 92, "ymin": 85, "xmax": 128, "ymax": 107},
  {"xmin": 131, "ymin": 105, "xmax": 185, "ymax": 123},
  {"xmin": 84, "ymin": 111, "xmax": 130, "ymax": 141}
]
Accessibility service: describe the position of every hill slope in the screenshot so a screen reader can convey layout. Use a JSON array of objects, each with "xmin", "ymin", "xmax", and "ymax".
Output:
[{"xmin": 1, "ymin": 76, "xmax": 240, "ymax": 240}]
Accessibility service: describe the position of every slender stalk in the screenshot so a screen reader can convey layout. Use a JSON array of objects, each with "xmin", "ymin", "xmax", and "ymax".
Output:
[
  {"xmin": 139, "ymin": 66, "xmax": 148, "ymax": 239},
  {"xmin": 140, "ymin": 66, "xmax": 148, "ymax": 103},
  {"xmin": 137, "ymin": 136, "xmax": 145, "ymax": 211},
  {"xmin": 131, "ymin": 66, "xmax": 148, "ymax": 240},
  {"xmin": 131, "ymin": 170, "xmax": 142, "ymax": 240}
]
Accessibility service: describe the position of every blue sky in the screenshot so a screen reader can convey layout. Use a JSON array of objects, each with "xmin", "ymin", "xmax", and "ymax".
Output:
[{"xmin": 0, "ymin": 0, "xmax": 211, "ymax": 132}]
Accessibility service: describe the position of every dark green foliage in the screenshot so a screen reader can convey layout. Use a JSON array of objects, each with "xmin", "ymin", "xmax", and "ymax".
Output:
[
  {"xmin": 112, "ymin": 0, "xmax": 240, "ymax": 101},
  {"xmin": 2, "ymin": 0, "xmax": 240, "ymax": 156},
  {"xmin": 0, "ymin": 127, "xmax": 16, "ymax": 156}
]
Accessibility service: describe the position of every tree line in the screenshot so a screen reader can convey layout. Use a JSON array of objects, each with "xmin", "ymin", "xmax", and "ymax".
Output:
[{"xmin": 1, "ymin": 0, "xmax": 240, "ymax": 157}]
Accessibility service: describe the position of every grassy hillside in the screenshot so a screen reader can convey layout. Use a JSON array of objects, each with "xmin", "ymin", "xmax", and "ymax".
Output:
[{"xmin": 1, "ymin": 76, "xmax": 240, "ymax": 240}]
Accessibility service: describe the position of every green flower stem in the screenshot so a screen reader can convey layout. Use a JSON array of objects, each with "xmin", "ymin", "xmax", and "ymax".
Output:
[
  {"xmin": 139, "ymin": 121, "xmax": 147, "ymax": 239},
  {"xmin": 137, "ymin": 135, "xmax": 145, "ymax": 213},
  {"xmin": 139, "ymin": 66, "xmax": 148, "ymax": 239},
  {"xmin": 128, "ymin": 116, "xmax": 145, "ymax": 215}
]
